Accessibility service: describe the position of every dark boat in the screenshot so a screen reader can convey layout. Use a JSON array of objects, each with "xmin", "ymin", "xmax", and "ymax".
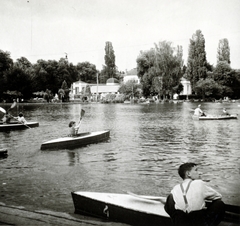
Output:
[
  {"xmin": 0, "ymin": 148, "xmax": 8, "ymax": 157},
  {"xmin": 71, "ymin": 191, "xmax": 240, "ymax": 226},
  {"xmin": 40, "ymin": 130, "xmax": 110, "ymax": 150},
  {"xmin": 0, "ymin": 122, "xmax": 39, "ymax": 131},
  {"xmin": 192, "ymin": 114, "xmax": 238, "ymax": 120}
]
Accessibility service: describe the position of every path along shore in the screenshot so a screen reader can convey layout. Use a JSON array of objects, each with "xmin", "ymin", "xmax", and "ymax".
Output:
[{"xmin": 0, "ymin": 203, "xmax": 127, "ymax": 226}]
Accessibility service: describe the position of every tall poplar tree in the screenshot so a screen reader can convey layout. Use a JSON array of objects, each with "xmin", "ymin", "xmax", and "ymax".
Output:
[
  {"xmin": 104, "ymin": 41, "xmax": 116, "ymax": 79},
  {"xmin": 186, "ymin": 30, "xmax": 207, "ymax": 91},
  {"xmin": 217, "ymin": 38, "xmax": 230, "ymax": 64}
]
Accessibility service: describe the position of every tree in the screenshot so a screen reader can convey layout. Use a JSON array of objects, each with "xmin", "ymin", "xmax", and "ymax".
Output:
[
  {"xmin": 60, "ymin": 80, "xmax": 70, "ymax": 102},
  {"xmin": 4, "ymin": 61, "xmax": 33, "ymax": 100},
  {"xmin": 154, "ymin": 41, "xmax": 183, "ymax": 99},
  {"xmin": 195, "ymin": 78, "xmax": 223, "ymax": 99},
  {"xmin": 186, "ymin": 30, "xmax": 208, "ymax": 92},
  {"xmin": 217, "ymin": 38, "xmax": 230, "ymax": 64},
  {"xmin": 118, "ymin": 80, "xmax": 142, "ymax": 99},
  {"xmin": 76, "ymin": 62, "xmax": 97, "ymax": 83},
  {"xmin": 0, "ymin": 50, "xmax": 13, "ymax": 100},
  {"xmin": 58, "ymin": 88, "xmax": 65, "ymax": 102},
  {"xmin": 103, "ymin": 41, "xmax": 116, "ymax": 79},
  {"xmin": 213, "ymin": 61, "xmax": 231, "ymax": 84},
  {"xmin": 136, "ymin": 49, "xmax": 156, "ymax": 97}
]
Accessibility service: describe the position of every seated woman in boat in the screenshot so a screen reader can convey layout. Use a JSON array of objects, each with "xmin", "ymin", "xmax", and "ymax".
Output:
[
  {"xmin": 194, "ymin": 105, "xmax": 206, "ymax": 116},
  {"xmin": 68, "ymin": 121, "xmax": 80, "ymax": 136},
  {"xmin": 14, "ymin": 112, "xmax": 27, "ymax": 124},
  {"xmin": 222, "ymin": 108, "xmax": 230, "ymax": 116}
]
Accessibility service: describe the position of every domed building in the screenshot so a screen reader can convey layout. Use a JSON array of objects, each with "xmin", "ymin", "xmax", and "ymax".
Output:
[
  {"xmin": 70, "ymin": 77, "xmax": 121, "ymax": 102},
  {"xmin": 106, "ymin": 78, "xmax": 119, "ymax": 85}
]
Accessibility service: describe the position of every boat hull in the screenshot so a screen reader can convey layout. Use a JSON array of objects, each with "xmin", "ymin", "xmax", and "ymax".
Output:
[
  {"xmin": 40, "ymin": 130, "xmax": 110, "ymax": 150},
  {"xmin": 192, "ymin": 115, "xmax": 238, "ymax": 120},
  {"xmin": 71, "ymin": 191, "xmax": 171, "ymax": 226},
  {"xmin": 0, "ymin": 122, "xmax": 39, "ymax": 131},
  {"xmin": 71, "ymin": 192, "xmax": 240, "ymax": 226}
]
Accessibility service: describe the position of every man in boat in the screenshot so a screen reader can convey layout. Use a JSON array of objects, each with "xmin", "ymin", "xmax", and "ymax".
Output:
[
  {"xmin": 194, "ymin": 105, "xmax": 206, "ymax": 117},
  {"xmin": 222, "ymin": 108, "xmax": 230, "ymax": 116},
  {"xmin": 164, "ymin": 163, "xmax": 225, "ymax": 226}
]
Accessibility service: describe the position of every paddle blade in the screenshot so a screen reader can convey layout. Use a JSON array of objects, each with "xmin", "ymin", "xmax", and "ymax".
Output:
[
  {"xmin": 10, "ymin": 101, "xmax": 17, "ymax": 109},
  {"xmin": 0, "ymin": 107, "xmax": 6, "ymax": 114},
  {"xmin": 80, "ymin": 109, "xmax": 85, "ymax": 118}
]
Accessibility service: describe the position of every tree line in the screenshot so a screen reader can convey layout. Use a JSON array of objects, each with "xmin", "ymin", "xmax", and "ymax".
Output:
[
  {"xmin": 1, "ymin": 31, "xmax": 240, "ymax": 102},
  {"xmin": 136, "ymin": 30, "xmax": 240, "ymax": 100},
  {"xmin": 0, "ymin": 40, "xmax": 125, "ymax": 102}
]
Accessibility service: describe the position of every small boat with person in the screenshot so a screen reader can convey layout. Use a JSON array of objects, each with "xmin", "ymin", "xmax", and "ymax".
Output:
[
  {"xmin": 0, "ymin": 104, "xmax": 38, "ymax": 131},
  {"xmin": 40, "ymin": 130, "xmax": 110, "ymax": 150},
  {"xmin": 71, "ymin": 191, "xmax": 240, "ymax": 226},
  {"xmin": 192, "ymin": 114, "xmax": 238, "ymax": 121},
  {"xmin": 0, "ymin": 121, "xmax": 39, "ymax": 131}
]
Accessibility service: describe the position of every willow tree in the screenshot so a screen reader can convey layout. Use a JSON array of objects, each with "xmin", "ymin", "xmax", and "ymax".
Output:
[
  {"xmin": 217, "ymin": 38, "xmax": 230, "ymax": 64},
  {"xmin": 136, "ymin": 42, "xmax": 183, "ymax": 98},
  {"xmin": 104, "ymin": 41, "xmax": 116, "ymax": 79},
  {"xmin": 186, "ymin": 30, "xmax": 207, "ymax": 92},
  {"xmin": 154, "ymin": 41, "xmax": 183, "ymax": 99},
  {"xmin": 136, "ymin": 49, "xmax": 156, "ymax": 97}
]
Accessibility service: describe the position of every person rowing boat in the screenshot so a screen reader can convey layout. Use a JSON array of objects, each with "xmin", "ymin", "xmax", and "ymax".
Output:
[
  {"xmin": 68, "ymin": 109, "xmax": 85, "ymax": 136},
  {"xmin": 194, "ymin": 105, "xmax": 206, "ymax": 117},
  {"xmin": 13, "ymin": 112, "xmax": 27, "ymax": 124}
]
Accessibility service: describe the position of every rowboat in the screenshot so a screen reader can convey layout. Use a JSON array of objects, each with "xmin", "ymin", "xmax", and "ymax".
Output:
[
  {"xmin": 0, "ymin": 122, "xmax": 39, "ymax": 131},
  {"xmin": 40, "ymin": 130, "xmax": 110, "ymax": 150},
  {"xmin": 0, "ymin": 148, "xmax": 8, "ymax": 157},
  {"xmin": 71, "ymin": 191, "xmax": 240, "ymax": 226},
  {"xmin": 192, "ymin": 114, "xmax": 238, "ymax": 120}
]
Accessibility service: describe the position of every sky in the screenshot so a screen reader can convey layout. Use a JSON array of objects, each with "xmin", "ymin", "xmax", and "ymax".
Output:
[{"xmin": 1, "ymin": 0, "xmax": 240, "ymax": 71}]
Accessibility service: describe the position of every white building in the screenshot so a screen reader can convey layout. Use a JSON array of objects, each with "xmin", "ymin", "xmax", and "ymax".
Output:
[
  {"xmin": 123, "ymin": 68, "xmax": 140, "ymax": 84},
  {"xmin": 70, "ymin": 78, "xmax": 120, "ymax": 101},
  {"xmin": 180, "ymin": 77, "xmax": 192, "ymax": 96},
  {"xmin": 70, "ymin": 70, "xmax": 191, "ymax": 100}
]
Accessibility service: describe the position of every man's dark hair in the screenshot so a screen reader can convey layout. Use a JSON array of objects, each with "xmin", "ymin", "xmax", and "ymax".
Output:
[{"xmin": 178, "ymin": 162, "xmax": 197, "ymax": 179}]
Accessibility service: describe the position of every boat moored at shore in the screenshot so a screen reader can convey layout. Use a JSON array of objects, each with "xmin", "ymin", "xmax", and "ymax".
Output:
[{"xmin": 71, "ymin": 191, "xmax": 240, "ymax": 226}]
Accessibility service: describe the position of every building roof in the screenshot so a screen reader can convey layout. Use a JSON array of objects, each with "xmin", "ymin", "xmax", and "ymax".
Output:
[
  {"xmin": 90, "ymin": 84, "xmax": 120, "ymax": 93},
  {"xmin": 106, "ymin": 78, "xmax": 119, "ymax": 84}
]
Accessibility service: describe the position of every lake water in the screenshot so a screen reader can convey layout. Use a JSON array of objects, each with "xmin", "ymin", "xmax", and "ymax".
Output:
[{"xmin": 0, "ymin": 101, "xmax": 240, "ymax": 222}]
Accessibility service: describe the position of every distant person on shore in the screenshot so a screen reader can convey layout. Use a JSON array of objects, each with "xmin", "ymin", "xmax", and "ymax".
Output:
[
  {"xmin": 222, "ymin": 108, "xmax": 230, "ymax": 116},
  {"xmin": 164, "ymin": 162, "xmax": 225, "ymax": 226},
  {"xmin": 68, "ymin": 121, "xmax": 81, "ymax": 136},
  {"xmin": 194, "ymin": 105, "xmax": 206, "ymax": 116},
  {"xmin": 15, "ymin": 112, "xmax": 27, "ymax": 124}
]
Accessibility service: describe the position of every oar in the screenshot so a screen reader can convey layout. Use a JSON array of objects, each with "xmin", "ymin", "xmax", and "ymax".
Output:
[
  {"xmin": 0, "ymin": 107, "xmax": 6, "ymax": 114},
  {"xmin": 80, "ymin": 109, "xmax": 85, "ymax": 121},
  {"xmin": 75, "ymin": 109, "xmax": 85, "ymax": 134},
  {"xmin": 7, "ymin": 101, "xmax": 17, "ymax": 111},
  {"xmin": 20, "ymin": 121, "xmax": 31, "ymax": 129}
]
